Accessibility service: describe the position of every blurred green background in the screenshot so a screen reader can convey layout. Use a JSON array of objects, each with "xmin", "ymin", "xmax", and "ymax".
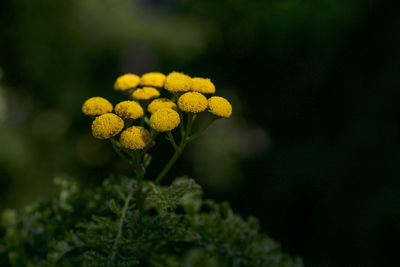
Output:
[{"xmin": 1, "ymin": 0, "xmax": 399, "ymax": 266}]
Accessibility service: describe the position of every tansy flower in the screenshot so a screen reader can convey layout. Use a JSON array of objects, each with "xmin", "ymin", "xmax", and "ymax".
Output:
[
  {"xmin": 82, "ymin": 97, "xmax": 113, "ymax": 116},
  {"xmin": 178, "ymin": 92, "xmax": 208, "ymax": 113},
  {"xmin": 132, "ymin": 87, "xmax": 160, "ymax": 100},
  {"xmin": 114, "ymin": 73, "xmax": 140, "ymax": 91},
  {"xmin": 191, "ymin": 77, "xmax": 216, "ymax": 94},
  {"xmin": 164, "ymin": 72, "xmax": 192, "ymax": 93},
  {"xmin": 119, "ymin": 126, "xmax": 151, "ymax": 150},
  {"xmin": 91, "ymin": 113, "xmax": 124, "ymax": 139},
  {"xmin": 150, "ymin": 108, "xmax": 180, "ymax": 132},
  {"xmin": 114, "ymin": 101, "xmax": 144, "ymax": 120},
  {"xmin": 147, "ymin": 98, "xmax": 177, "ymax": 113},
  {"xmin": 140, "ymin": 72, "xmax": 166, "ymax": 87},
  {"xmin": 207, "ymin": 96, "xmax": 232, "ymax": 118}
]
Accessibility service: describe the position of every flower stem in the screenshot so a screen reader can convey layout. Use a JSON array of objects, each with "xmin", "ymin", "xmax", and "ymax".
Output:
[
  {"xmin": 110, "ymin": 138, "xmax": 133, "ymax": 165},
  {"xmin": 109, "ymin": 152, "xmax": 144, "ymax": 266},
  {"xmin": 155, "ymin": 144, "xmax": 185, "ymax": 184},
  {"xmin": 140, "ymin": 131, "xmax": 159, "ymax": 158},
  {"xmin": 187, "ymin": 117, "xmax": 216, "ymax": 142},
  {"xmin": 186, "ymin": 113, "xmax": 195, "ymax": 135},
  {"xmin": 109, "ymin": 181, "xmax": 135, "ymax": 266},
  {"xmin": 143, "ymin": 116, "xmax": 150, "ymax": 126},
  {"xmin": 155, "ymin": 113, "xmax": 198, "ymax": 184},
  {"xmin": 177, "ymin": 108, "xmax": 185, "ymax": 139},
  {"xmin": 167, "ymin": 131, "xmax": 178, "ymax": 150}
]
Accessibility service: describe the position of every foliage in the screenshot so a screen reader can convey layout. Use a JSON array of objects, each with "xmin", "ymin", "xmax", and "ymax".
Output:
[
  {"xmin": 0, "ymin": 66, "xmax": 301, "ymax": 266},
  {"xmin": 0, "ymin": 176, "xmax": 302, "ymax": 267}
]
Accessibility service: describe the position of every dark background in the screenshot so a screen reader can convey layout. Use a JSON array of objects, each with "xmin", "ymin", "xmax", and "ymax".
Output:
[{"xmin": 1, "ymin": 0, "xmax": 399, "ymax": 266}]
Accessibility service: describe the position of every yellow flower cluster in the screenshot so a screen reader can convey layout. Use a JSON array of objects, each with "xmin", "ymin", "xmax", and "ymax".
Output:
[
  {"xmin": 164, "ymin": 72, "xmax": 192, "ymax": 93},
  {"xmin": 140, "ymin": 72, "xmax": 166, "ymax": 87},
  {"xmin": 83, "ymin": 71, "xmax": 233, "ymax": 153},
  {"xmin": 147, "ymin": 98, "xmax": 177, "ymax": 113},
  {"xmin": 91, "ymin": 113, "xmax": 124, "ymax": 139},
  {"xmin": 132, "ymin": 87, "xmax": 160, "ymax": 100},
  {"xmin": 150, "ymin": 108, "xmax": 180, "ymax": 132},
  {"xmin": 119, "ymin": 126, "xmax": 151, "ymax": 150},
  {"xmin": 208, "ymin": 96, "xmax": 232, "ymax": 118},
  {"xmin": 191, "ymin": 77, "xmax": 215, "ymax": 94},
  {"xmin": 82, "ymin": 97, "xmax": 113, "ymax": 116},
  {"xmin": 114, "ymin": 73, "xmax": 140, "ymax": 91},
  {"xmin": 178, "ymin": 92, "xmax": 208, "ymax": 113},
  {"xmin": 114, "ymin": 101, "xmax": 144, "ymax": 120}
]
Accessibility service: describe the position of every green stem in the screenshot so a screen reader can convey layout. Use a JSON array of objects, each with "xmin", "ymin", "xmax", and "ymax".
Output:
[
  {"xmin": 114, "ymin": 140, "xmax": 137, "ymax": 162},
  {"xmin": 110, "ymin": 138, "xmax": 133, "ymax": 165},
  {"xmin": 186, "ymin": 113, "xmax": 195, "ymax": 135},
  {"xmin": 167, "ymin": 131, "xmax": 178, "ymax": 150},
  {"xmin": 143, "ymin": 116, "xmax": 150, "ymax": 127},
  {"xmin": 177, "ymin": 108, "xmax": 185, "ymax": 139},
  {"xmin": 154, "ymin": 113, "xmax": 197, "ymax": 184},
  {"xmin": 109, "ymin": 151, "xmax": 145, "ymax": 266},
  {"xmin": 134, "ymin": 151, "xmax": 144, "ymax": 182},
  {"xmin": 109, "ymin": 181, "xmax": 135, "ymax": 266},
  {"xmin": 155, "ymin": 144, "xmax": 186, "ymax": 184},
  {"xmin": 187, "ymin": 117, "xmax": 216, "ymax": 142},
  {"xmin": 140, "ymin": 131, "xmax": 159, "ymax": 158}
]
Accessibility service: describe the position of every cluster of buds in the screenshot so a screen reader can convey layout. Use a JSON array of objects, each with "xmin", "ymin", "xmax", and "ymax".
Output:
[{"xmin": 82, "ymin": 71, "xmax": 232, "ymax": 182}]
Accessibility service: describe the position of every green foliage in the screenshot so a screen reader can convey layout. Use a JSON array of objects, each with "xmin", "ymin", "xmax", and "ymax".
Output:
[{"xmin": 0, "ymin": 176, "xmax": 302, "ymax": 267}]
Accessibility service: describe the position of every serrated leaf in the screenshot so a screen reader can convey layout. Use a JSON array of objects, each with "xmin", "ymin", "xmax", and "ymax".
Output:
[
  {"xmin": 0, "ymin": 176, "xmax": 302, "ymax": 267},
  {"xmin": 109, "ymin": 199, "xmax": 122, "ymax": 216}
]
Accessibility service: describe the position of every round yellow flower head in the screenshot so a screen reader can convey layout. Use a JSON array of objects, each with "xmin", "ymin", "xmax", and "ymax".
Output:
[
  {"xmin": 178, "ymin": 92, "xmax": 208, "ymax": 113},
  {"xmin": 164, "ymin": 72, "xmax": 192, "ymax": 93},
  {"xmin": 147, "ymin": 98, "xmax": 177, "ymax": 114},
  {"xmin": 191, "ymin": 77, "xmax": 216, "ymax": 94},
  {"xmin": 114, "ymin": 73, "xmax": 140, "ymax": 91},
  {"xmin": 208, "ymin": 96, "xmax": 232, "ymax": 118},
  {"xmin": 82, "ymin": 97, "xmax": 113, "ymax": 116},
  {"xmin": 119, "ymin": 126, "xmax": 151, "ymax": 150},
  {"xmin": 140, "ymin": 72, "xmax": 166, "ymax": 87},
  {"xmin": 114, "ymin": 100, "xmax": 144, "ymax": 120},
  {"xmin": 150, "ymin": 108, "xmax": 180, "ymax": 132},
  {"xmin": 132, "ymin": 87, "xmax": 160, "ymax": 100},
  {"xmin": 91, "ymin": 113, "xmax": 124, "ymax": 139}
]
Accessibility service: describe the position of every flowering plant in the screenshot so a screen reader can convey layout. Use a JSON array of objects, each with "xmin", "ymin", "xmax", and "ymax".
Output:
[
  {"xmin": 82, "ymin": 71, "xmax": 232, "ymax": 187},
  {"xmin": 84, "ymin": 71, "xmax": 235, "ymax": 264},
  {"xmin": 0, "ymin": 72, "xmax": 302, "ymax": 267}
]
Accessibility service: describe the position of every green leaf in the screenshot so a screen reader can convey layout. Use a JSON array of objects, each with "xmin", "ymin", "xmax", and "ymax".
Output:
[
  {"xmin": 0, "ymin": 176, "xmax": 302, "ymax": 266},
  {"xmin": 109, "ymin": 199, "xmax": 122, "ymax": 216}
]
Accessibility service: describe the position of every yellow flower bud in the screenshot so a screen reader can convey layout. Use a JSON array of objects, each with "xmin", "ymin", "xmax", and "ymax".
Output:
[
  {"xmin": 132, "ymin": 87, "xmax": 160, "ymax": 100},
  {"xmin": 164, "ymin": 72, "xmax": 192, "ymax": 93},
  {"xmin": 140, "ymin": 72, "xmax": 166, "ymax": 87},
  {"xmin": 114, "ymin": 73, "xmax": 140, "ymax": 91},
  {"xmin": 82, "ymin": 97, "xmax": 113, "ymax": 116},
  {"xmin": 119, "ymin": 126, "xmax": 151, "ymax": 150},
  {"xmin": 207, "ymin": 96, "xmax": 232, "ymax": 118},
  {"xmin": 191, "ymin": 77, "xmax": 216, "ymax": 94},
  {"xmin": 150, "ymin": 108, "xmax": 180, "ymax": 132},
  {"xmin": 178, "ymin": 92, "xmax": 208, "ymax": 113},
  {"xmin": 114, "ymin": 101, "xmax": 144, "ymax": 120},
  {"xmin": 147, "ymin": 98, "xmax": 177, "ymax": 114},
  {"xmin": 91, "ymin": 113, "xmax": 124, "ymax": 139}
]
